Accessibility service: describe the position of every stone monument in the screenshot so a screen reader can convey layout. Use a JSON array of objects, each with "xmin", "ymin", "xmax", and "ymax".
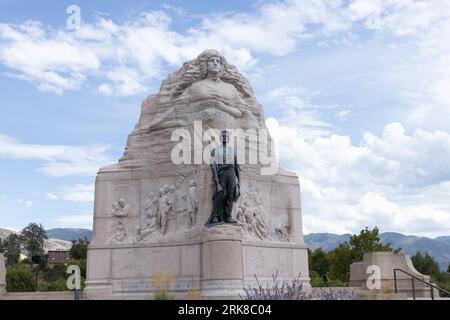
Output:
[
  {"xmin": 85, "ymin": 49, "xmax": 309, "ymax": 299},
  {"xmin": 0, "ymin": 253, "xmax": 6, "ymax": 296},
  {"xmin": 350, "ymin": 252, "xmax": 439, "ymax": 298}
]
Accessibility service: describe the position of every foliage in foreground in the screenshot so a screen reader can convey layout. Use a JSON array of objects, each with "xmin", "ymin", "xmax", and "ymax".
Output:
[
  {"xmin": 241, "ymin": 271, "xmax": 358, "ymax": 300},
  {"xmin": 6, "ymin": 265, "xmax": 36, "ymax": 292},
  {"xmin": 411, "ymin": 251, "xmax": 450, "ymax": 297},
  {"xmin": 152, "ymin": 271, "xmax": 176, "ymax": 300}
]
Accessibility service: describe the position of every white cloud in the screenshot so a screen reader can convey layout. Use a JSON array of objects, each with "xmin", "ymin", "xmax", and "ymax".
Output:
[
  {"xmin": 0, "ymin": 11, "xmax": 260, "ymax": 96},
  {"xmin": 0, "ymin": 1, "xmax": 353, "ymax": 96},
  {"xmin": 337, "ymin": 110, "xmax": 350, "ymax": 120},
  {"xmin": 54, "ymin": 214, "xmax": 93, "ymax": 229},
  {"xmin": 267, "ymin": 118, "xmax": 450, "ymax": 237},
  {"xmin": 0, "ymin": 134, "xmax": 114, "ymax": 177},
  {"xmin": 16, "ymin": 198, "xmax": 34, "ymax": 207},
  {"xmin": 0, "ymin": 21, "xmax": 100, "ymax": 94},
  {"xmin": 98, "ymin": 67, "xmax": 147, "ymax": 96},
  {"xmin": 264, "ymin": 86, "xmax": 331, "ymax": 139},
  {"xmin": 0, "ymin": 0, "xmax": 448, "ymax": 106},
  {"xmin": 47, "ymin": 184, "xmax": 94, "ymax": 202}
]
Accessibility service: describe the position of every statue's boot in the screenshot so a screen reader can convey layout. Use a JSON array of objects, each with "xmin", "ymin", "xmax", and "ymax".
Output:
[{"xmin": 224, "ymin": 212, "xmax": 238, "ymax": 224}]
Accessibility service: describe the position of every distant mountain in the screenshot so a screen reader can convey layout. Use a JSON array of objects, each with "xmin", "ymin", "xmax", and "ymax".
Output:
[
  {"xmin": 436, "ymin": 236, "xmax": 450, "ymax": 244},
  {"xmin": 305, "ymin": 232, "xmax": 450, "ymax": 271},
  {"xmin": 0, "ymin": 227, "xmax": 15, "ymax": 240},
  {"xmin": 304, "ymin": 233, "xmax": 351, "ymax": 251},
  {"xmin": 46, "ymin": 228, "xmax": 92, "ymax": 241}
]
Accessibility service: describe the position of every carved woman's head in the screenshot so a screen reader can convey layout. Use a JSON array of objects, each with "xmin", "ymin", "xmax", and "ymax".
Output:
[
  {"xmin": 206, "ymin": 55, "xmax": 222, "ymax": 79},
  {"xmin": 171, "ymin": 49, "xmax": 254, "ymax": 98},
  {"xmin": 199, "ymin": 49, "xmax": 225, "ymax": 79}
]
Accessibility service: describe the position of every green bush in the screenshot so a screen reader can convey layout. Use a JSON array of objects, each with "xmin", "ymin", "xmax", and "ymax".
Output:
[
  {"xmin": 6, "ymin": 265, "xmax": 36, "ymax": 292},
  {"xmin": 42, "ymin": 277, "xmax": 68, "ymax": 291},
  {"xmin": 309, "ymin": 271, "xmax": 325, "ymax": 287},
  {"xmin": 69, "ymin": 259, "xmax": 86, "ymax": 278},
  {"xmin": 328, "ymin": 279, "xmax": 346, "ymax": 287}
]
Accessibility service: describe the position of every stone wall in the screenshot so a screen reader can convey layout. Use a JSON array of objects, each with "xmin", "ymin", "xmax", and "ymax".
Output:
[
  {"xmin": 350, "ymin": 251, "xmax": 439, "ymax": 298},
  {"xmin": 0, "ymin": 253, "xmax": 5, "ymax": 296}
]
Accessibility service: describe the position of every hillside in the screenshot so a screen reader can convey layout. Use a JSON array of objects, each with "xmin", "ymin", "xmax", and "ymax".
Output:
[
  {"xmin": 46, "ymin": 228, "xmax": 92, "ymax": 241},
  {"xmin": 305, "ymin": 232, "xmax": 450, "ymax": 271}
]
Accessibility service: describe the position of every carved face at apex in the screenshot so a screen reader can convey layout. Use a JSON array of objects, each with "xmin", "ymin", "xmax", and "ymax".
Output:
[{"xmin": 207, "ymin": 55, "xmax": 222, "ymax": 77}]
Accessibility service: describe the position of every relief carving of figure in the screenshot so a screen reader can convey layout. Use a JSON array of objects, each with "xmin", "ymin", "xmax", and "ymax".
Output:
[
  {"xmin": 111, "ymin": 197, "xmax": 130, "ymax": 217},
  {"xmin": 236, "ymin": 184, "xmax": 272, "ymax": 240},
  {"xmin": 136, "ymin": 192, "xmax": 159, "ymax": 242},
  {"xmin": 113, "ymin": 221, "xmax": 127, "ymax": 243},
  {"xmin": 187, "ymin": 180, "xmax": 199, "ymax": 227},
  {"xmin": 172, "ymin": 49, "xmax": 262, "ymax": 129},
  {"xmin": 159, "ymin": 185, "xmax": 173, "ymax": 235}
]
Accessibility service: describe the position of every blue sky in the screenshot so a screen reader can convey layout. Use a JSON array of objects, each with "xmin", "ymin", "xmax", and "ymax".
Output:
[{"xmin": 1, "ymin": 0, "xmax": 450, "ymax": 237}]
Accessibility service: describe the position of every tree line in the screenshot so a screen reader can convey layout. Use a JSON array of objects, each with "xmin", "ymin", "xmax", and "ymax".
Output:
[
  {"xmin": 308, "ymin": 226, "xmax": 450, "ymax": 296},
  {"xmin": 0, "ymin": 222, "xmax": 89, "ymax": 292}
]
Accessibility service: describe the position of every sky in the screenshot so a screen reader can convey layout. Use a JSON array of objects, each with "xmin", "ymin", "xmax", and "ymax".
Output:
[{"xmin": 0, "ymin": 0, "xmax": 450, "ymax": 238}]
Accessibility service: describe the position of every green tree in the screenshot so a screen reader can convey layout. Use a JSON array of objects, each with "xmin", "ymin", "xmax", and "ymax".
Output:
[
  {"xmin": 69, "ymin": 237, "xmax": 89, "ymax": 260},
  {"xmin": 328, "ymin": 243, "xmax": 355, "ymax": 283},
  {"xmin": 328, "ymin": 227, "xmax": 400, "ymax": 284},
  {"xmin": 0, "ymin": 238, "xmax": 5, "ymax": 253},
  {"xmin": 349, "ymin": 226, "xmax": 400, "ymax": 261},
  {"xmin": 447, "ymin": 262, "xmax": 450, "ymax": 274},
  {"xmin": 6, "ymin": 265, "xmax": 36, "ymax": 292},
  {"xmin": 3, "ymin": 233, "xmax": 22, "ymax": 266},
  {"xmin": 411, "ymin": 251, "xmax": 441, "ymax": 280},
  {"xmin": 20, "ymin": 223, "xmax": 47, "ymax": 259},
  {"xmin": 309, "ymin": 248, "xmax": 330, "ymax": 276}
]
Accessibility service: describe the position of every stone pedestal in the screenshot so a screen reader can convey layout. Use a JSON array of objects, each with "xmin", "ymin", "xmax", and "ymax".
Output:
[
  {"xmin": 201, "ymin": 225, "xmax": 243, "ymax": 299},
  {"xmin": 0, "ymin": 253, "xmax": 6, "ymax": 296},
  {"xmin": 350, "ymin": 252, "xmax": 438, "ymax": 298}
]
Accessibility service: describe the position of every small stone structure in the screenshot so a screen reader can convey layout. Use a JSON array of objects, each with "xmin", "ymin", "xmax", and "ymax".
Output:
[
  {"xmin": 350, "ymin": 252, "xmax": 438, "ymax": 298},
  {"xmin": 0, "ymin": 253, "xmax": 6, "ymax": 296}
]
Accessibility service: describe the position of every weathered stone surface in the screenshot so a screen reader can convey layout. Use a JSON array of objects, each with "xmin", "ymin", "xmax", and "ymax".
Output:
[
  {"xmin": 85, "ymin": 49, "xmax": 309, "ymax": 299},
  {"xmin": 350, "ymin": 252, "xmax": 439, "ymax": 298},
  {"xmin": 0, "ymin": 253, "xmax": 6, "ymax": 296}
]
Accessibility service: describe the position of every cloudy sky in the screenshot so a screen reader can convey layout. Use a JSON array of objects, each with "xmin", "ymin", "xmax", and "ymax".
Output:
[{"xmin": 1, "ymin": 0, "xmax": 450, "ymax": 238}]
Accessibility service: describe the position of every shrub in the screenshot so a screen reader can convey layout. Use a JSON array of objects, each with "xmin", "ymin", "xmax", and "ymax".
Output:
[
  {"xmin": 309, "ymin": 271, "xmax": 325, "ymax": 287},
  {"xmin": 152, "ymin": 271, "xmax": 175, "ymax": 300},
  {"xmin": 6, "ymin": 265, "xmax": 36, "ymax": 292},
  {"xmin": 242, "ymin": 271, "xmax": 311, "ymax": 300},
  {"xmin": 316, "ymin": 287, "xmax": 359, "ymax": 300},
  {"xmin": 42, "ymin": 277, "xmax": 68, "ymax": 292},
  {"xmin": 69, "ymin": 259, "xmax": 86, "ymax": 278}
]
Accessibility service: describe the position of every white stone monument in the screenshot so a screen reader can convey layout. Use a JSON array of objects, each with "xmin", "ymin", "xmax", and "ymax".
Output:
[
  {"xmin": 0, "ymin": 253, "xmax": 6, "ymax": 296},
  {"xmin": 84, "ymin": 50, "xmax": 309, "ymax": 299},
  {"xmin": 350, "ymin": 252, "xmax": 438, "ymax": 298}
]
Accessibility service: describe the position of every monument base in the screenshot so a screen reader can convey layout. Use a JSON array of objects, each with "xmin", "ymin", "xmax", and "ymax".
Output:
[{"xmin": 85, "ymin": 225, "xmax": 309, "ymax": 300}]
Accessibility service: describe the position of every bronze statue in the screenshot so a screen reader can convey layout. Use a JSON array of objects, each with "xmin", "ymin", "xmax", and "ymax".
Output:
[{"xmin": 206, "ymin": 130, "xmax": 240, "ymax": 226}]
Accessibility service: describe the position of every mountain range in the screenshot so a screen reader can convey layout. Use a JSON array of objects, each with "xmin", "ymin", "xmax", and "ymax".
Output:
[
  {"xmin": 0, "ymin": 228, "xmax": 92, "ymax": 254},
  {"xmin": 0, "ymin": 228, "xmax": 92, "ymax": 242},
  {"xmin": 305, "ymin": 232, "xmax": 450, "ymax": 271},
  {"xmin": 45, "ymin": 228, "xmax": 92, "ymax": 241}
]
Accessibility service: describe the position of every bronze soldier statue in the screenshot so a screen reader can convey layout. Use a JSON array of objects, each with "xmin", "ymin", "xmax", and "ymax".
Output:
[{"xmin": 206, "ymin": 130, "xmax": 240, "ymax": 226}]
